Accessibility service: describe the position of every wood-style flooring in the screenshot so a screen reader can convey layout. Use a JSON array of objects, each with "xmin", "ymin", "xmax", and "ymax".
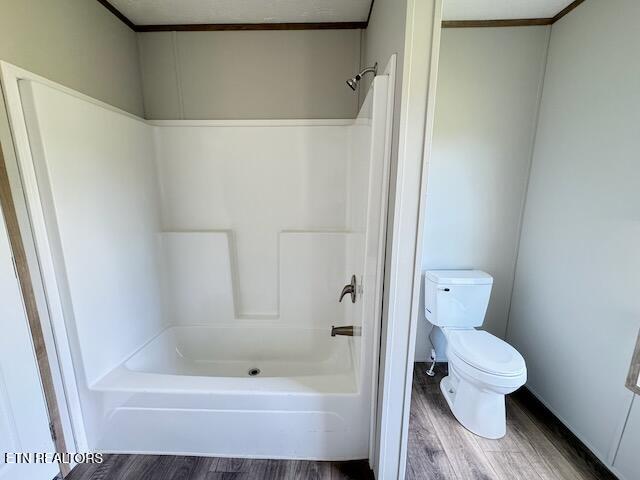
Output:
[
  {"xmin": 67, "ymin": 456, "xmax": 373, "ymax": 480},
  {"xmin": 407, "ymin": 362, "xmax": 616, "ymax": 480}
]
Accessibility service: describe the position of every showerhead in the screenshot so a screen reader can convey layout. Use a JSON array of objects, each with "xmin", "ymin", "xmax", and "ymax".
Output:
[
  {"xmin": 346, "ymin": 76, "xmax": 359, "ymax": 91},
  {"xmin": 345, "ymin": 63, "xmax": 378, "ymax": 92}
]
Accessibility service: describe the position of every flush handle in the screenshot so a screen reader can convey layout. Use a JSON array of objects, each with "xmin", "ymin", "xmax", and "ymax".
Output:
[{"xmin": 339, "ymin": 275, "xmax": 357, "ymax": 303}]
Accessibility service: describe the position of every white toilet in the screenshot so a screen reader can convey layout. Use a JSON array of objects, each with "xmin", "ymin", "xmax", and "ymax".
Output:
[{"xmin": 424, "ymin": 270, "xmax": 526, "ymax": 439}]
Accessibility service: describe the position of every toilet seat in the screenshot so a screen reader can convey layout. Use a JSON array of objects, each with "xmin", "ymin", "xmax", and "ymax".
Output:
[{"xmin": 446, "ymin": 330, "xmax": 525, "ymax": 377}]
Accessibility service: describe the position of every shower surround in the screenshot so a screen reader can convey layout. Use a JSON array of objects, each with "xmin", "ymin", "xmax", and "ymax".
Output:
[{"xmin": 1, "ymin": 62, "xmax": 393, "ymax": 459}]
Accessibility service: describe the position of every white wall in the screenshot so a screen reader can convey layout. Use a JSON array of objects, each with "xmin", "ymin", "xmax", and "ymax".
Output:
[
  {"xmin": 360, "ymin": 0, "xmax": 407, "ymax": 244},
  {"xmin": 360, "ymin": 0, "xmax": 406, "ymax": 112},
  {"xmin": 19, "ymin": 81, "xmax": 163, "ymax": 386},
  {"xmin": 0, "ymin": 0, "xmax": 143, "ymax": 116},
  {"xmin": 138, "ymin": 30, "xmax": 362, "ymax": 120},
  {"xmin": 507, "ymin": 0, "xmax": 640, "ymax": 471},
  {"xmin": 415, "ymin": 26, "xmax": 550, "ymax": 361}
]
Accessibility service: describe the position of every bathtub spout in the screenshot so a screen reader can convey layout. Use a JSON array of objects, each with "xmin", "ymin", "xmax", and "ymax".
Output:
[{"xmin": 331, "ymin": 325, "xmax": 361, "ymax": 337}]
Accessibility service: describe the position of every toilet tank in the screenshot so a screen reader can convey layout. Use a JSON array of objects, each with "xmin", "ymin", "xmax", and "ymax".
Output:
[{"xmin": 424, "ymin": 270, "xmax": 493, "ymax": 328}]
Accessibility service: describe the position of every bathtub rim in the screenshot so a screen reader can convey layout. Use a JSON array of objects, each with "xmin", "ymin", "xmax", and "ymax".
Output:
[{"xmin": 90, "ymin": 323, "xmax": 360, "ymax": 396}]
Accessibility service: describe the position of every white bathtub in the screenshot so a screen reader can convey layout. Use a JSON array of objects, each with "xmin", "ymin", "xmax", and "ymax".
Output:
[{"xmin": 91, "ymin": 326, "xmax": 370, "ymax": 459}]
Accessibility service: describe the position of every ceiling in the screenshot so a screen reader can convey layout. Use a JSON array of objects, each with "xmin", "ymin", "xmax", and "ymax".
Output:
[
  {"xmin": 108, "ymin": 0, "xmax": 372, "ymax": 26},
  {"xmin": 106, "ymin": 0, "xmax": 576, "ymax": 27},
  {"xmin": 442, "ymin": 0, "xmax": 575, "ymax": 21}
]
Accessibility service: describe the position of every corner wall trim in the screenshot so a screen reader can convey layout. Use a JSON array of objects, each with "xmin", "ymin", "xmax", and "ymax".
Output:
[
  {"xmin": 512, "ymin": 387, "xmax": 618, "ymax": 480},
  {"xmin": 96, "ymin": 0, "xmax": 135, "ymax": 30},
  {"xmin": 552, "ymin": 0, "xmax": 586, "ymax": 23},
  {"xmin": 366, "ymin": 0, "xmax": 375, "ymax": 25}
]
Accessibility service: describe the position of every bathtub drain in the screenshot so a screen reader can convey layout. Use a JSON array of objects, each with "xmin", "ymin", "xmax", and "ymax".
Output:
[{"xmin": 248, "ymin": 368, "xmax": 261, "ymax": 377}]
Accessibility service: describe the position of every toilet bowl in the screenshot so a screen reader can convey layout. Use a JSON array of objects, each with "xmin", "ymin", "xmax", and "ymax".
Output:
[
  {"xmin": 424, "ymin": 270, "xmax": 526, "ymax": 439},
  {"xmin": 440, "ymin": 328, "xmax": 526, "ymax": 439}
]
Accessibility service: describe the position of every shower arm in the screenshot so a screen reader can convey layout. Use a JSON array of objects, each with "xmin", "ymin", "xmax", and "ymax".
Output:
[{"xmin": 356, "ymin": 64, "xmax": 378, "ymax": 80}]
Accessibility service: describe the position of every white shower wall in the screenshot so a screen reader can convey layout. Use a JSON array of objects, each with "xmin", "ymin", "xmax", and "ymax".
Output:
[
  {"xmin": 153, "ymin": 122, "xmax": 352, "ymax": 320},
  {"xmin": 21, "ymin": 80, "xmax": 361, "ymax": 367},
  {"xmin": 19, "ymin": 81, "xmax": 165, "ymax": 387},
  {"xmin": 16, "ymin": 79, "xmax": 165, "ymax": 446},
  {"xmin": 19, "ymin": 83, "xmax": 371, "ymax": 337}
]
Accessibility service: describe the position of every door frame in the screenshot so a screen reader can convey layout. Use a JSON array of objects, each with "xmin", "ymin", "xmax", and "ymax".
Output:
[
  {"xmin": 0, "ymin": 119, "xmax": 69, "ymax": 475},
  {"xmin": 372, "ymin": 0, "xmax": 443, "ymax": 479},
  {"xmin": 366, "ymin": 53, "xmax": 396, "ymax": 465}
]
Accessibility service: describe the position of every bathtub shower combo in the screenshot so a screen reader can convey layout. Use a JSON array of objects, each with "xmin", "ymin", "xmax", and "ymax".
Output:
[{"xmin": 0, "ymin": 60, "xmax": 394, "ymax": 459}]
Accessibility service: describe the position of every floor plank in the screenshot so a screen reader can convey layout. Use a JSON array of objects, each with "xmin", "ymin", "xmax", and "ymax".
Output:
[
  {"xmin": 285, "ymin": 460, "xmax": 332, "ymax": 480},
  {"xmin": 128, "ymin": 455, "xmax": 175, "ymax": 480},
  {"xmin": 206, "ymin": 473, "xmax": 243, "ymax": 480},
  {"xmin": 210, "ymin": 458, "xmax": 247, "ymax": 473},
  {"xmin": 484, "ymin": 451, "xmax": 543, "ymax": 480},
  {"xmin": 506, "ymin": 405, "xmax": 585, "ymax": 480},
  {"xmin": 165, "ymin": 456, "xmax": 213, "ymax": 480}
]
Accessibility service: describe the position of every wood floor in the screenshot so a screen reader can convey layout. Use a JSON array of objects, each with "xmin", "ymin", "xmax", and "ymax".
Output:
[
  {"xmin": 67, "ymin": 456, "xmax": 373, "ymax": 480},
  {"xmin": 407, "ymin": 362, "xmax": 615, "ymax": 480}
]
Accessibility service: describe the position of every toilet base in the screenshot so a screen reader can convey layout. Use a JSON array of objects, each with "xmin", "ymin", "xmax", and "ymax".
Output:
[
  {"xmin": 440, "ymin": 365, "xmax": 508, "ymax": 439},
  {"xmin": 429, "ymin": 326, "xmax": 448, "ymax": 362}
]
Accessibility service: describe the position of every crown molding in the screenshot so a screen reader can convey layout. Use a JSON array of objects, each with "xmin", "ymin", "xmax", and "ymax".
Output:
[
  {"xmin": 441, "ymin": 0, "xmax": 586, "ymax": 28},
  {"xmin": 97, "ymin": 0, "xmax": 370, "ymax": 32}
]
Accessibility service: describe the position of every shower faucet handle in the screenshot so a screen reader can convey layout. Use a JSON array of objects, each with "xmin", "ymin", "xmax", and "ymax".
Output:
[{"xmin": 339, "ymin": 275, "xmax": 357, "ymax": 303}]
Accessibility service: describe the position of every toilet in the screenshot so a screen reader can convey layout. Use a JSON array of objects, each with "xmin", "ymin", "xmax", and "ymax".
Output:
[{"xmin": 424, "ymin": 270, "xmax": 526, "ymax": 439}]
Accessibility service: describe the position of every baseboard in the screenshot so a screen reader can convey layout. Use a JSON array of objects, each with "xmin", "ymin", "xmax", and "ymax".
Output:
[{"xmin": 512, "ymin": 387, "xmax": 619, "ymax": 480}]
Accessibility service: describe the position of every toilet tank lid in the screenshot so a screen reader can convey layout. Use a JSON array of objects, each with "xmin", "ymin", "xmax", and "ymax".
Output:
[{"xmin": 425, "ymin": 270, "xmax": 493, "ymax": 285}]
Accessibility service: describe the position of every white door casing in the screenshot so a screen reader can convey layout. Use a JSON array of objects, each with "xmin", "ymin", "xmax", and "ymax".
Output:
[
  {"xmin": 0, "ymin": 204, "xmax": 57, "ymax": 479},
  {"xmin": 373, "ymin": 0, "xmax": 442, "ymax": 478}
]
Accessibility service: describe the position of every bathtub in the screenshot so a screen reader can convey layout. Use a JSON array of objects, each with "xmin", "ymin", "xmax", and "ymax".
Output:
[{"xmin": 90, "ymin": 325, "xmax": 370, "ymax": 459}]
